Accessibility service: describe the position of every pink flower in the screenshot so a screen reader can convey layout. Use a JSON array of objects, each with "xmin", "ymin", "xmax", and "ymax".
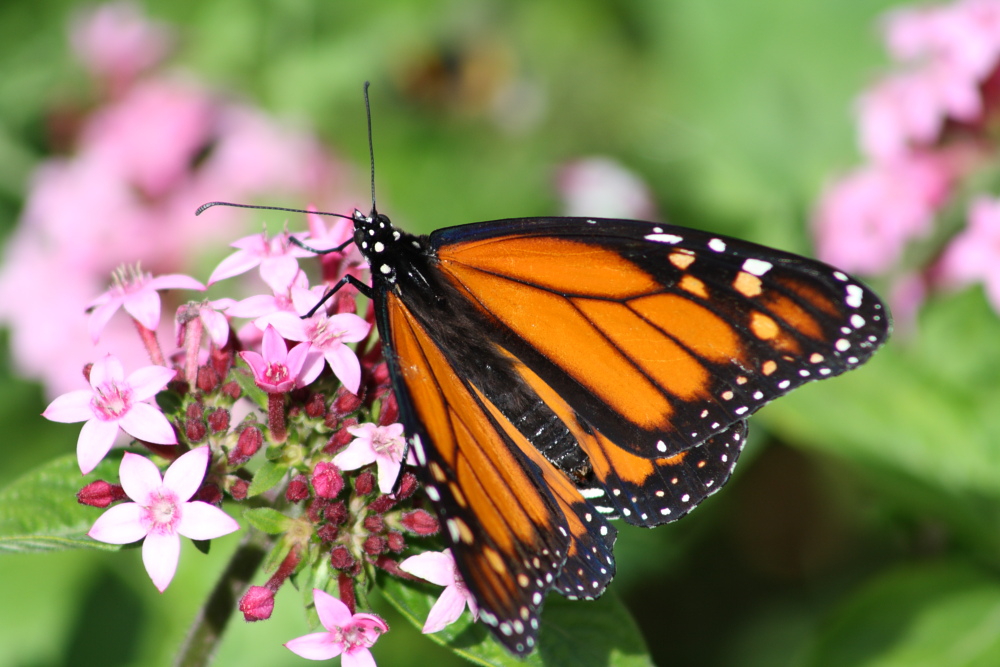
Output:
[
  {"xmin": 42, "ymin": 354, "xmax": 177, "ymax": 474},
  {"xmin": 175, "ymin": 298, "xmax": 235, "ymax": 348},
  {"xmin": 87, "ymin": 448, "xmax": 240, "ymax": 592},
  {"xmin": 87, "ymin": 266, "xmax": 205, "ymax": 343},
  {"xmin": 208, "ymin": 230, "xmax": 314, "ymax": 293},
  {"xmin": 307, "ymin": 208, "xmax": 369, "ymax": 280},
  {"xmin": 399, "ymin": 549, "xmax": 478, "ymax": 634},
  {"xmin": 70, "ymin": 2, "xmax": 172, "ymax": 92},
  {"xmin": 284, "ymin": 589, "xmax": 388, "ymax": 664},
  {"xmin": 333, "ymin": 423, "xmax": 406, "ymax": 494},
  {"xmin": 556, "ymin": 157, "xmax": 657, "ymax": 220},
  {"xmin": 259, "ymin": 286, "xmax": 371, "ymax": 393},
  {"xmin": 239, "ymin": 325, "xmax": 323, "ymax": 393},
  {"xmin": 885, "ymin": 1, "xmax": 1000, "ymax": 81},
  {"xmin": 813, "ymin": 154, "xmax": 952, "ymax": 274},
  {"xmin": 937, "ymin": 196, "xmax": 1000, "ymax": 312},
  {"xmin": 857, "ymin": 67, "xmax": 981, "ymax": 160}
]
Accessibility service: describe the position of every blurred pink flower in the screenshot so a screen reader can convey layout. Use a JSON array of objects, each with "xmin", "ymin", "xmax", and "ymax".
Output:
[
  {"xmin": 885, "ymin": 0, "xmax": 1000, "ymax": 80},
  {"xmin": 87, "ymin": 448, "xmax": 240, "ymax": 592},
  {"xmin": 81, "ymin": 79, "xmax": 215, "ymax": 198},
  {"xmin": 42, "ymin": 354, "xmax": 176, "ymax": 474},
  {"xmin": 557, "ymin": 157, "xmax": 657, "ymax": 220},
  {"xmin": 0, "ymin": 2, "xmax": 356, "ymax": 399},
  {"xmin": 813, "ymin": 154, "xmax": 953, "ymax": 274},
  {"xmin": 937, "ymin": 196, "xmax": 1000, "ymax": 311},
  {"xmin": 70, "ymin": 1, "xmax": 171, "ymax": 93},
  {"xmin": 399, "ymin": 549, "xmax": 478, "ymax": 634},
  {"xmin": 284, "ymin": 589, "xmax": 388, "ymax": 664}
]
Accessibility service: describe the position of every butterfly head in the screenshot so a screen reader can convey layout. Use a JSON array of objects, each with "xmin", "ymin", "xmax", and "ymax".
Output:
[{"xmin": 352, "ymin": 207, "xmax": 404, "ymax": 284}]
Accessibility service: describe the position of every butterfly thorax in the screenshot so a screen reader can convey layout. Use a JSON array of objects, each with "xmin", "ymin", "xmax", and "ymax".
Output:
[{"xmin": 351, "ymin": 208, "xmax": 432, "ymax": 291}]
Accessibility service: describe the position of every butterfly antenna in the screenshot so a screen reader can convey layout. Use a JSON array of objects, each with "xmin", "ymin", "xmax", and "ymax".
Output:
[
  {"xmin": 195, "ymin": 201, "xmax": 353, "ymax": 220},
  {"xmin": 364, "ymin": 81, "xmax": 377, "ymax": 215}
]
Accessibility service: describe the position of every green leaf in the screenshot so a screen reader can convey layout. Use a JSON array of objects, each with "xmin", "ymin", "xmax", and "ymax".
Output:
[
  {"xmin": 801, "ymin": 562, "xmax": 1000, "ymax": 667},
  {"xmin": 0, "ymin": 454, "xmax": 122, "ymax": 553},
  {"xmin": 242, "ymin": 507, "xmax": 291, "ymax": 534},
  {"xmin": 247, "ymin": 461, "xmax": 287, "ymax": 497},
  {"xmin": 380, "ymin": 575, "xmax": 652, "ymax": 666},
  {"xmin": 230, "ymin": 366, "xmax": 267, "ymax": 411}
]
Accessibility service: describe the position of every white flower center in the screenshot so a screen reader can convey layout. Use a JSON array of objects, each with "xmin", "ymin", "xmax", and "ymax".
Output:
[
  {"xmin": 371, "ymin": 430, "xmax": 403, "ymax": 458},
  {"xmin": 143, "ymin": 488, "xmax": 182, "ymax": 535},
  {"xmin": 309, "ymin": 317, "xmax": 345, "ymax": 349}
]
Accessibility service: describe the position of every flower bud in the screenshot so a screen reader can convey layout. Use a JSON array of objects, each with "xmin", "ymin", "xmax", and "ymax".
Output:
[
  {"xmin": 395, "ymin": 472, "xmax": 419, "ymax": 500},
  {"xmin": 239, "ymin": 585, "xmax": 275, "ymax": 621},
  {"xmin": 330, "ymin": 545, "xmax": 355, "ymax": 570},
  {"xmin": 363, "ymin": 535, "xmax": 387, "ymax": 556},
  {"xmin": 311, "ymin": 462, "xmax": 344, "ymax": 499},
  {"xmin": 355, "ymin": 471, "xmax": 375, "ymax": 496},
  {"xmin": 331, "ymin": 386, "xmax": 363, "ymax": 418},
  {"xmin": 401, "ymin": 509, "xmax": 440, "ymax": 535},
  {"xmin": 286, "ymin": 474, "xmax": 310, "ymax": 503},
  {"xmin": 230, "ymin": 478, "xmax": 249, "ymax": 500},
  {"xmin": 363, "ymin": 514, "xmax": 385, "ymax": 533},
  {"xmin": 386, "ymin": 530, "xmax": 406, "ymax": 552},
  {"xmin": 305, "ymin": 393, "xmax": 326, "ymax": 419},
  {"xmin": 228, "ymin": 425, "xmax": 263, "ymax": 466},
  {"xmin": 324, "ymin": 501, "xmax": 348, "ymax": 525},
  {"xmin": 77, "ymin": 480, "xmax": 126, "ymax": 508},
  {"xmin": 207, "ymin": 408, "xmax": 230, "ymax": 433},
  {"xmin": 367, "ymin": 494, "xmax": 396, "ymax": 514},
  {"xmin": 196, "ymin": 365, "xmax": 221, "ymax": 393}
]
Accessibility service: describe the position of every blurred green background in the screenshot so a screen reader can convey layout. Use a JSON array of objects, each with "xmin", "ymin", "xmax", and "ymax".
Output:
[{"xmin": 5, "ymin": 1, "xmax": 1000, "ymax": 666}]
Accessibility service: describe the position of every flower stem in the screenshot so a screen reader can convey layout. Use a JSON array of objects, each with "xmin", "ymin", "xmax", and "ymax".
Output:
[
  {"xmin": 267, "ymin": 393, "xmax": 287, "ymax": 443},
  {"xmin": 173, "ymin": 530, "xmax": 270, "ymax": 667},
  {"xmin": 183, "ymin": 314, "xmax": 204, "ymax": 387},
  {"xmin": 132, "ymin": 317, "xmax": 166, "ymax": 366}
]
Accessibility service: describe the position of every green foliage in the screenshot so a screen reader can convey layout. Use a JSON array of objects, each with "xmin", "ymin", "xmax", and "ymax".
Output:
[
  {"xmin": 0, "ymin": 454, "xmax": 120, "ymax": 553},
  {"xmin": 242, "ymin": 507, "xmax": 292, "ymax": 534}
]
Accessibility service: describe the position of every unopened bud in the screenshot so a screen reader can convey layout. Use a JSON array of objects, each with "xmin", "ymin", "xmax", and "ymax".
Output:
[
  {"xmin": 229, "ymin": 426, "xmax": 263, "ymax": 466},
  {"xmin": 77, "ymin": 480, "xmax": 126, "ymax": 508},
  {"xmin": 230, "ymin": 479, "xmax": 249, "ymax": 500},
  {"xmin": 330, "ymin": 545, "xmax": 355, "ymax": 570},
  {"xmin": 355, "ymin": 471, "xmax": 375, "ymax": 496},
  {"xmin": 311, "ymin": 462, "xmax": 344, "ymax": 499},
  {"xmin": 286, "ymin": 475, "xmax": 310, "ymax": 503},
  {"xmin": 239, "ymin": 585, "xmax": 275, "ymax": 621},
  {"xmin": 363, "ymin": 515, "xmax": 385, "ymax": 533},
  {"xmin": 401, "ymin": 509, "xmax": 439, "ymax": 535}
]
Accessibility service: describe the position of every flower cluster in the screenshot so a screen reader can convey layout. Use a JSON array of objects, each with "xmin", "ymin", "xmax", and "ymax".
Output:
[
  {"xmin": 32, "ymin": 4, "xmax": 479, "ymax": 664},
  {"xmin": 813, "ymin": 0, "xmax": 1000, "ymax": 328}
]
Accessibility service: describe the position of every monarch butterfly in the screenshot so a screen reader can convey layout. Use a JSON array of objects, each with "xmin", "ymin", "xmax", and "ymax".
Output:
[{"xmin": 200, "ymin": 86, "xmax": 890, "ymax": 655}]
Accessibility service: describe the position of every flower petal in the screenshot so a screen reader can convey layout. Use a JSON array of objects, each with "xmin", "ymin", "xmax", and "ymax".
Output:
[
  {"xmin": 42, "ymin": 390, "xmax": 97, "ymax": 423},
  {"xmin": 119, "ymin": 402, "xmax": 177, "ymax": 445},
  {"xmin": 90, "ymin": 354, "xmax": 125, "ymax": 387},
  {"xmin": 328, "ymin": 313, "xmax": 371, "ymax": 343},
  {"xmin": 324, "ymin": 346, "xmax": 361, "ymax": 395},
  {"xmin": 176, "ymin": 501, "xmax": 240, "ymax": 540},
  {"xmin": 343, "ymin": 648, "xmax": 378, "ymax": 667},
  {"xmin": 284, "ymin": 632, "xmax": 342, "ymax": 661},
  {"xmin": 257, "ymin": 311, "xmax": 309, "ymax": 341},
  {"xmin": 297, "ymin": 348, "xmax": 326, "ymax": 388},
  {"xmin": 142, "ymin": 529, "xmax": 180, "ymax": 592},
  {"xmin": 88, "ymin": 502, "xmax": 147, "ymax": 544},
  {"xmin": 332, "ymin": 440, "xmax": 377, "ymax": 471},
  {"xmin": 208, "ymin": 249, "xmax": 261, "ymax": 285},
  {"xmin": 77, "ymin": 418, "xmax": 121, "ymax": 474},
  {"xmin": 314, "ymin": 589, "xmax": 354, "ymax": 630},
  {"xmin": 260, "ymin": 324, "xmax": 288, "ymax": 363},
  {"xmin": 239, "ymin": 350, "xmax": 267, "ymax": 379},
  {"xmin": 146, "ymin": 273, "xmax": 206, "ymax": 291},
  {"xmin": 200, "ymin": 308, "xmax": 231, "ymax": 347},
  {"xmin": 88, "ymin": 299, "xmax": 122, "ymax": 343},
  {"xmin": 399, "ymin": 550, "xmax": 457, "ymax": 587},
  {"xmin": 260, "ymin": 255, "xmax": 300, "ymax": 293},
  {"xmin": 162, "ymin": 447, "xmax": 209, "ymax": 501},
  {"xmin": 126, "ymin": 365, "xmax": 176, "ymax": 400},
  {"xmin": 422, "ymin": 585, "xmax": 469, "ymax": 634},
  {"xmin": 122, "ymin": 288, "xmax": 163, "ymax": 331},
  {"xmin": 119, "ymin": 451, "xmax": 164, "ymax": 501},
  {"xmin": 375, "ymin": 456, "xmax": 402, "ymax": 495}
]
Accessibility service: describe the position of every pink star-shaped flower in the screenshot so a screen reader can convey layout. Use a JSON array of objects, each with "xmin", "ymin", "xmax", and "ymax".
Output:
[
  {"xmin": 284, "ymin": 589, "xmax": 388, "ymax": 665},
  {"xmin": 938, "ymin": 196, "xmax": 1000, "ymax": 313},
  {"xmin": 239, "ymin": 324, "xmax": 323, "ymax": 393},
  {"xmin": 87, "ymin": 266, "xmax": 205, "ymax": 343},
  {"xmin": 333, "ymin": 423, "xmax": 406, "ymax": 494},
  {"xmin": 207, "ymin": 230, "xmax": 314, "ymax": 293},
  {"xmin": 175, "ymin": 298, "xmax": 235, "ymax": 348},
  {"xmin": 399, "ymin": 549, "xmax": 479, "ymax": 634},
  {"xmin": 258, "ymin": 286, "xmax": 371, "ymax": 393},
  {"xmin": 42, "ymin": 354, "xmax": 177, "ymax": 474},
  {"xmin": 87, "ymin": 448, "xmax": 240, "ymax": 592}
]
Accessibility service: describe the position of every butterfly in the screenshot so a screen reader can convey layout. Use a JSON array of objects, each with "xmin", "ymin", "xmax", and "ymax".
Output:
[{"xmin": 200, "ymin": 87, "xmax": 890, "ymax": 656}]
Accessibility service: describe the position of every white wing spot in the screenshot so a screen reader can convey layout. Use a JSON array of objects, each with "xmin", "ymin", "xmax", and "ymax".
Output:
[
  {"xmin": 742, "ymin": 258, "xmax": 772, "ymax": 276},
  {"xmin": 645, "ymin": 233, "xmax": 683, "ymax": 244},
  {"xmin": 708, "ymin": 238, "xmax": 726, "ymax": 252},
  {"xmin": 656, "ymin": 440, "xmax": 667, "ymax": 452},
  {"xmin": 835, "ymin": 339, "xmax": 851, "ymax": 352},
  {"xmin": 846, "ymin": 284, "xmax": 864, "ymax": 308},
  {"xmin": 373, "ymin": 241, "xmax": 385, "ymax": 253},
  {"xmin": 851, "ymin": 314, "xmax": 865, "ymax": 328},
  {"xmin": 380, "ymin": 265, "xmax": 391, "ymax": 275}
]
